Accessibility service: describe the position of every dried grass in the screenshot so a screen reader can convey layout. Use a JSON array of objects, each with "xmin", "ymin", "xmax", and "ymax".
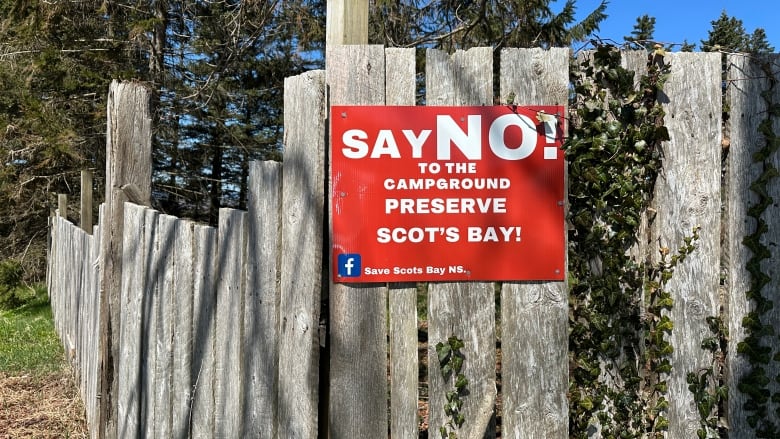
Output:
[{"xmin": 0, "ymin": 370, "xmax": 87, "ymax": 438}]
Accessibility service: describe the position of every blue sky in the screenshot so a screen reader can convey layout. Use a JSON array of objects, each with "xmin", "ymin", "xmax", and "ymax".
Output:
[{"xmin": 573, "ymin": 0, "xmax": 779, "ymax": 51}]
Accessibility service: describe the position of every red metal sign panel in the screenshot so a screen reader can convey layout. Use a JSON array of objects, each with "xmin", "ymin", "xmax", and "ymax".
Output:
[{"xmin": 331, "ymin": 105, "xmax": 565, "ymax": 282}]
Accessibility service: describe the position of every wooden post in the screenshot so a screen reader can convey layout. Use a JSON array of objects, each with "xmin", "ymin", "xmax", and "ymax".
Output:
[
  {"xmin": 98, "ymin": 80, "xmax": 152, "ymax": 439},
  {"xmin": 325, "ymin": 0, "xmax": 368, "ymax": 46},
  {"xmin": 81, "ymin": 170, "xmax": 93, "ymax": 233},
  {"xmin": 58, "ymin": 194, "xmax": 68, "ymax": 220}
]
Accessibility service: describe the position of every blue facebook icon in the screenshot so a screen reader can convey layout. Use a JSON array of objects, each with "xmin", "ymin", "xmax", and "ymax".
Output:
[{"xmin": 337, "ymin": 254, "xmax": 361, "ymax": 277}]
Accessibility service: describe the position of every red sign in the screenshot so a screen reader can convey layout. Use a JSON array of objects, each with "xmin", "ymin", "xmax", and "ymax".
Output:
[{"xmin": 331, "ymin": 105, "xmax": 565, "ymax": 282}]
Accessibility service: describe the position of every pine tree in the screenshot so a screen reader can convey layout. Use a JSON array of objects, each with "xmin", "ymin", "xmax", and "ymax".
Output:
[
  {"xmin": 624, "ymin": 14, "xmax": 656, "ymax": 50},
  {"xmin": 701, "ymin": 10, "xmax": 774, "ymax": 54},
  {"xmin": 368, "ymin": 0, "xmax": 608, "ymax": 51}
]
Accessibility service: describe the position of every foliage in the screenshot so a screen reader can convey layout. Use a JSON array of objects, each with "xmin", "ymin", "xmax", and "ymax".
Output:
[
  {"xmin": 701, "ymin": 11, "xmax": 775, "ymax": 53},
  {"xmin": 0, "ymin": 0, "xmax": 322, "ymax": 280},
  {"xmin": 0, "ymin": 259, "xmax": 25, "ymax": 310},
  {"xmin": 565, "ymin": 44, "xmax": 680, "ymax": 437},
  {"xmin": 688, "ymin": 316, "xmax": 728, "ymax": 439},
  {"xmin": 436, "ymin": 335, "xmax": 468, "ymax": 439},
  {"xmin": 624, "ymin": 14, "xmax": 657, "ymax": 51},
  {"xmin": 368, "ymin": 0, "xmax": 608, "ymax": 50}
]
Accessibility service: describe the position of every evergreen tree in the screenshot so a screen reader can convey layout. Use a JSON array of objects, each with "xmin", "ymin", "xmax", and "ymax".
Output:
[
  {"xmin": 0, "ymin": 0, "xmax": 134, "ymax": 281},
  {"xmin": 0, "ymin": 0, "xmax": 322, "ymax": 278},
  {"xmin": 624, "ymin": 14, "xmax": 656, "ymax": 50},
  {"xmin": 702, "ymin": 10, "xmax": 774, "ymax": 53},
  {"xmin": 368, "ymin": 0, "xmax": 608, "ymax": 51},
  {"xmin": 746, "ymin": 28, "xmax": 775, "ymax": 54}
]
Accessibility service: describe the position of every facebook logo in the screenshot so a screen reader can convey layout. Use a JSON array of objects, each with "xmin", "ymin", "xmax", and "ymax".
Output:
[{"xmin": 337, "ymin": 254, "xmax": 361, "ymax": 277}]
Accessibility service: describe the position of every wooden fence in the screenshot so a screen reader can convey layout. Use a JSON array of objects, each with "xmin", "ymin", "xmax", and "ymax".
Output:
[{"xmin": 47, "ymin": 47, "xmax": 780, "ymax": 438}]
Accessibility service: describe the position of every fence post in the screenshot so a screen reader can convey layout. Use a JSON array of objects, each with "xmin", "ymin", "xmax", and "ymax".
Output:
[
  {"xmin": 325, "ymin": 0, "xmax": 368, "ymax": 46},
  {"xmin": 98, "ymin": 80, "xmax": 152, "ymax": 439},
  {"xmin": 81, "ymin": 170, "xmax": 93, "ymax": 233},
  {"xmin": 58, "ymin": 193, "xmax": 68, "ymax": 220}
]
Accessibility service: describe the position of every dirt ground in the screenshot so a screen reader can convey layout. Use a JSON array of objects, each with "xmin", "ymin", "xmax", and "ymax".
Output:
[{"xmin": 0, "ymin": 371, "xmax": 88, "ymax": 438}]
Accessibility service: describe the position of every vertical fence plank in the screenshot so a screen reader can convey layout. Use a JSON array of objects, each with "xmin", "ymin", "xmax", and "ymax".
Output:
[
  {"xmin": 153, "ymin": 214, "xmax": 177, "ymax": 438},
  {"xmin": 191, "ymin": 224, "xmax": 218, "ymax": 438},
  {"xmin": 277, "ymin": 69, "xmax": 327, "ymax": 439},
  {"xmin": 88, "ymin": 216, "xmax": 103, "ymax": 439},
  {"xmin": 214, "ymin": 208, "xmax": 247, "ymax": 438},
  {"xmin": 172, "ymin": 220, "xmax": 194, "ymax": 438},
  {"xmin": 653, "ymin": 52, "xmax": 722, "ymax": 438},
  {"xmin": 142, "ymin": 208, "xmax": 160, "ymax": 439},
  {"xmin": 426, "ymin": 47, "xmax": 497, "ymax": 439},
  {"xmin": 327, "ymin": 44, "xmax": 389, "ymax": 439},
  {"xmin": 117, "ymin": 203, "xmax": 150, "ymax": 439},
  {"xmin": 499, "ymin": 47, "xmax": 569, "ymax": 439},
  {"xmin": 725, "ymin": 53, "xmax": 780, "ymax": 437},
  {"xmin": 244, "ymin": 161, "xmax": 282, "ymax": 438},
  {"xmin": 385, "ymin": 47, "xmax": 420, "ymax": 439},
  {"xmin": 81, "ymin": 170, "xmax": 93, "ymax": 233},
  {"xmin": 100, "ymin": 80, "xmax": 152, "ymax": 439}
]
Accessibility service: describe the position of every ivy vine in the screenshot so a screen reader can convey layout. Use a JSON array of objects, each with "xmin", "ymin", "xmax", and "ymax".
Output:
[
  {"xmin": 436, "ymin": 335, "xmax": 468, "ymax": 439},
  {"xmin": 737, "ymin": 56, "xmax": 780, "ymax": 438},
  {"xmin": 688, "ymin": 315, "xmax": 728, "ymax": 439},
  {"xmin": 565, "ymin": 44, "xmax": 676, "ymax": 437}
]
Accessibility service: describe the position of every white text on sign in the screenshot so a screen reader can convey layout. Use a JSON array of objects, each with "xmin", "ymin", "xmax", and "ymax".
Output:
[{"xmin": 341, "ymin": 113, "xmax": 557, "ymax": 161}]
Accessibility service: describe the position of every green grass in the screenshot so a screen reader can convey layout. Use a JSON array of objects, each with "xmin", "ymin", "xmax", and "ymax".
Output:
[{"xmin": 0, "ymin": 285, "xmax": 65, "ymax": 375}]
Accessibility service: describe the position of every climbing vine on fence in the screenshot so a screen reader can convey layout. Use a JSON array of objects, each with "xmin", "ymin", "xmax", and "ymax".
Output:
[
  {"xmin": 436, "ymin": 335, "xmax": 468, "ymax": 439},
  {"xmin": 738, "ymin": 56, "xmax": 780, "ymax": 438},
  {"xmin": 565, "ymin": 44, "xmax": 679, "ymax": 437}
]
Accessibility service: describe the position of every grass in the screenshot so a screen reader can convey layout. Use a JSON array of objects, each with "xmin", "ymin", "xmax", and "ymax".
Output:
[
  {"xmin": 0, "ymin": 284, "xmax": 66, "ymax": 375},
  {"xmin": 0, "ymin": 283, "xmax": 88, "ymax": 437}
]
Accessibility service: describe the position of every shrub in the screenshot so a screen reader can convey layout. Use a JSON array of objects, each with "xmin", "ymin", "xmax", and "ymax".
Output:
[{"xmin": 0, "ymin": 259, "xmax": 27, "ymax": 310}]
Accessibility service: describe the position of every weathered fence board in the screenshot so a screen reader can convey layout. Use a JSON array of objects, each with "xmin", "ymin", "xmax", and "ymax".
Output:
[
  {"xmin": 141, "ymin": 208, "xmax": 160, "ymax": 439},
  {"xmin": 244, "ymin": 161, "xmax": 282, "ymax": 438},
  {"xmin": 117, "ymin": 203, "xmax": 152, "ymax": 438},
  {"xmin": 652, "ymin": 52, "xmax": 722, "ymax": 438},
  {"xmin": 100, "ymin": 80, "xmax": 153, "ymax": 439},
  {"xmin": 277, "ymin": 69, "xmax": 327, "ymax": 439},
  {"xmin": 426, "ymin": 47, "xmax": 497, "ymax": 439},
  {"xmin": 214, "ymin": 208, "xmax": 247, "ymax": 438},
  {"xmin": 499, "ymin": 47, "xmax": 570, "ymax": 439},
  {"xmin": 172, "ymin": 220, "xmax": 194, "ymax": 438},
  {"xmin": 153, "ymin": 214, "xmax": 177, "ymax": 438},
  {"xmin": 191, "ymin": 224, "xmax": 218, "ymax": 438},
  {"xmin": 386, "ymin": 47, "xmax": 420, "ymax": 439},
  {"xmin": 327, "ymin": 44, "xmax": 390, "ymax": 439},
  {"xmin": 725, "ymin": 52, "xmax": 780, "ymax": 437},
  {"xmin": 87, "ymin": 219, "xmax": 102, "ymax": 439}
]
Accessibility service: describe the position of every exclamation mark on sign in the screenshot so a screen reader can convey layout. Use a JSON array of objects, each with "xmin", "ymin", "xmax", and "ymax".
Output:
[{"xmin": 540, "ymin": 113, "xmax": 559, "ymax": 160}]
